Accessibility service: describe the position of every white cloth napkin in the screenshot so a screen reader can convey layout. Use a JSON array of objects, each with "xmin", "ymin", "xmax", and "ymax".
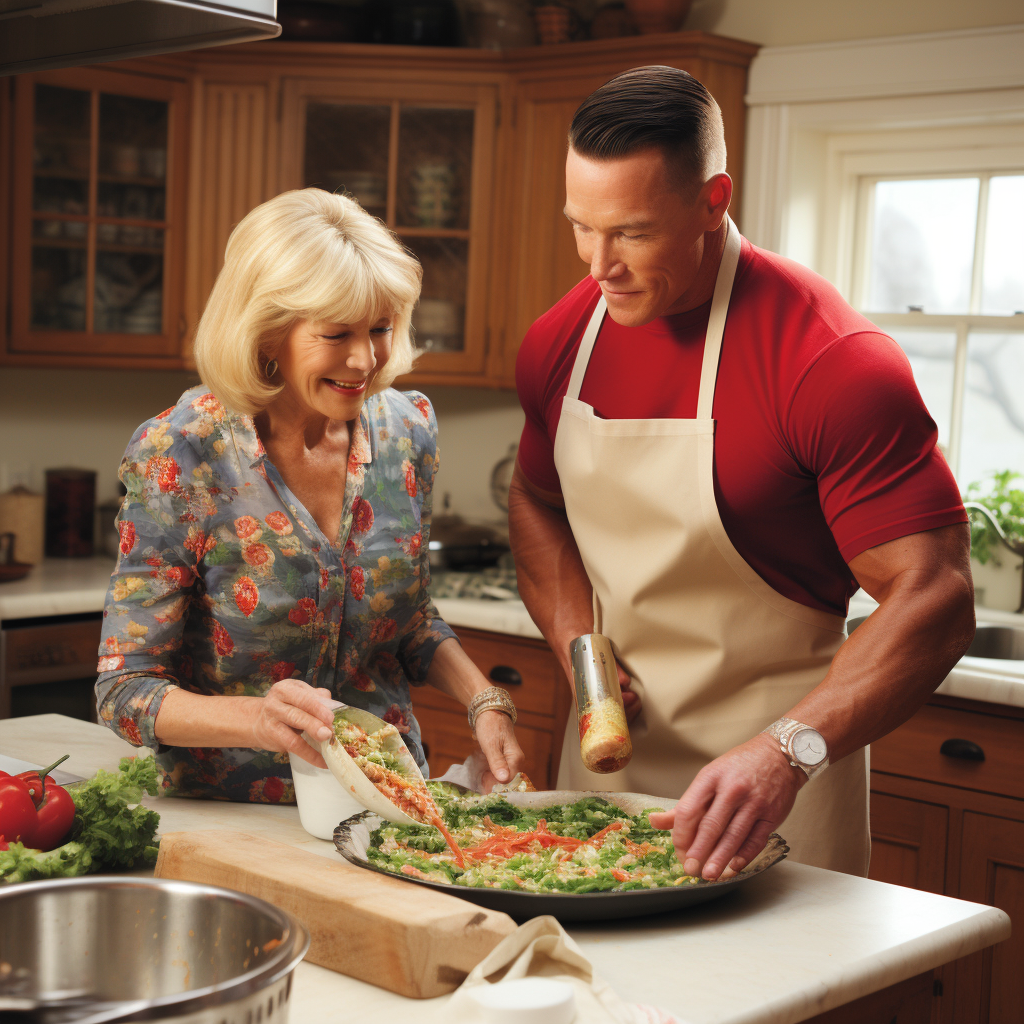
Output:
[
  {"xmin": 433, "ymin": 749, "xmax": 489, "ymax": 791},
  {"xmin": 434, "ymin": 915, "xmax": 685, "ymax": 1024}
]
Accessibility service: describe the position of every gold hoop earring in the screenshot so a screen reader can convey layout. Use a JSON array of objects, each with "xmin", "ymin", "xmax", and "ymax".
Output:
[{"xmin": 265, "ymin": 359, "xmax": 278, "ymax": 379}]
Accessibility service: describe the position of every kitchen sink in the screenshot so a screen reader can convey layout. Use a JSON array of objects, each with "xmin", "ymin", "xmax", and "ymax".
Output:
[
  {"xmin": 847, "ymin": 616, "xmax": 1024, "ymax": 660},
  {"xmin": 964, "ymin": 625, "xmax": 1024, "ymax": 660}
]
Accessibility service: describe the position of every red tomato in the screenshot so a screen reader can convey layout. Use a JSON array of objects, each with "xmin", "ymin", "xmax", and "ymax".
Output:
[
  {"xmin": 17, "ymin": 771, "xmax": 76, "ymax": 851},
  {"xmin": 0, "ymin": 777, "xmax": 39, "ymax": 846}
]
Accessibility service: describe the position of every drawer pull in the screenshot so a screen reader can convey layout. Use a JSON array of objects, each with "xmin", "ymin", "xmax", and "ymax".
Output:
[
  {"xmin": 489, "ymin": 665, "xmax": 522, "ymax": 687},
  {"xmin": 939, "ymin": 738, "xmax": 985, "ymax": 762}
]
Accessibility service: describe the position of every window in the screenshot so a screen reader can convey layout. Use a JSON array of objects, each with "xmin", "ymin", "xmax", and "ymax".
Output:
[{"xmin": 852, "ymin": 173, "xmax": 1024, "ymax": 487}]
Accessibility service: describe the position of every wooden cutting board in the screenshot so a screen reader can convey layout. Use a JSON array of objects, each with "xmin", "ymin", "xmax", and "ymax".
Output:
[{"xmin": 155, "ymin": 830, "xmax": 517, "ymax": 999}]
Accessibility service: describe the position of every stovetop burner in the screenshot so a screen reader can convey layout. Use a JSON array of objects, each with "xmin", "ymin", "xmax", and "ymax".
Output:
[{"xmin": 430, "ymin": 566, "xmax": 519, "ymax": 601}]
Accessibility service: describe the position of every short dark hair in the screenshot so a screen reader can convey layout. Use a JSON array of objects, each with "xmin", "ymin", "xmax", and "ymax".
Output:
[{"xmin": 568, "ymin": 66, "xmax": 725, "ymax": 191}]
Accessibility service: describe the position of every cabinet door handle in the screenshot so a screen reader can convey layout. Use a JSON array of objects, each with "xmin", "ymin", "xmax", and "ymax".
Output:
[
  {"xmin": 939, "ymin": 738, "xmax": 985, "ymax": 762},
  {"xmin": 489, "ymin": 665, "xmax": 522, "ymax": 687}
]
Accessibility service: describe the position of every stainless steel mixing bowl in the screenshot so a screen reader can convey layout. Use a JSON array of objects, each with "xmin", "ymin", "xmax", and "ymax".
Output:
[{"xmin": 0, "ymin": 876, "xmax": 310, "ymax": 1023}]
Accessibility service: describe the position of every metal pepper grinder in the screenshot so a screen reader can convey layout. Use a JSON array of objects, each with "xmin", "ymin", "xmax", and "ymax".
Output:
[{"xmin": 569, "ymin": 633, "xmax": 633, "ymax": 773}]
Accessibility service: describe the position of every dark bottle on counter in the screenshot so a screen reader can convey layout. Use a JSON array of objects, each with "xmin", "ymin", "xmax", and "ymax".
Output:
[{"xmin": 45, "ymin": 468, "xmax": 96, "ymax": 558}]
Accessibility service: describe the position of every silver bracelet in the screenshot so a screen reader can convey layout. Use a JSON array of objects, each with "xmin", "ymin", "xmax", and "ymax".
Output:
[{"xmin": 467, "ymin": 686, "xmax": 517, "ymax": 732}]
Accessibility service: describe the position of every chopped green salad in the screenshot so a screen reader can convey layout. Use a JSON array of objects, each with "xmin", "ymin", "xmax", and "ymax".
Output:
[
  {"xmin": 334, "ymin": 718, "xmax": 404, "ymax": 775},
  {"xmin": 366, "ymin": 782, "xmax": 699, "ymax": 894}
]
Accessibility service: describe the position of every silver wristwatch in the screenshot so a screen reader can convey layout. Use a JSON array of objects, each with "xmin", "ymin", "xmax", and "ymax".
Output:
[{"xmin": 763, "ymin": 717, "xmax": 829, "ymax": 781}]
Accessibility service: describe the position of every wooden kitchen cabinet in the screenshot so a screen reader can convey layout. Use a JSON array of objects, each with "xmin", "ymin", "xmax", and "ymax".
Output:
[
  {"xmin": 955, "ymin": 813, "xmax": 1024, "ymax": 1023},
  {"xmin": 869, "ymin": 696, "xmax": 1024, "ymax": 1023},
  {"xmin": 0, "ymin": 613, "xmax": 102, "ymax": 722},
  {"xmin": 277, "ymin": 75, "xmax": 499, "ymax": 379},
  {"xmin": 412, "ymin": 626, "xmax": 572, "ymax": 787},
  {"xmin": 4, "ymin": 66, "xmax": 190, "ymax": 368},
  {"xmin": 2, "ymin": 33, "xmax": 757, "ymax": 380},
  {"xmin": 868, "ymin": 790, "xmax": 948, "ymax": 894}
]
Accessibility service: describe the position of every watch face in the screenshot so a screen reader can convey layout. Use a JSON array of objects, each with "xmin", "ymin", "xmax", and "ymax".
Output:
[{"xmin": 792, "ymin": 728, "xmax": 827, "ymax": 766}]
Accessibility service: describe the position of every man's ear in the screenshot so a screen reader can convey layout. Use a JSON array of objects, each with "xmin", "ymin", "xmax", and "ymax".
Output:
[{"xmin": 704, "ymin": 172, "xmax": 733, "ymax": 229}]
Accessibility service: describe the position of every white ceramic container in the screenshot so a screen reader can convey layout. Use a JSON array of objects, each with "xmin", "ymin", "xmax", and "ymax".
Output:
[{"xmin": 288, "ymin": 747, "xmax": 365, "ymax": 841}]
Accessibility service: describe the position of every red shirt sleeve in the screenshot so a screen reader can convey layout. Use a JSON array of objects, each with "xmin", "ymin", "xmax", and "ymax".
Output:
[
  {"xmin": 515, "ymin": 320, "xmax": 562, "ymax": 494},
  {"xmin": 787, "ymin": 331, "xmax": 967, "ymax": 562},
  {"xmin": 514, "ymin": 277, "xmax": 600, "ymax": 495}
]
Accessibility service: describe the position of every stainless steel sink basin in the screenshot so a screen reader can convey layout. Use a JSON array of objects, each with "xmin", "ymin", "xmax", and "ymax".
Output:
[
  {"xmin": 846, "ymin": 616, "xmax": 1024, "ymax": 660},
  {"xmin": 965, "ymin": 625, "xmax": 1024, "ymax": 660}
]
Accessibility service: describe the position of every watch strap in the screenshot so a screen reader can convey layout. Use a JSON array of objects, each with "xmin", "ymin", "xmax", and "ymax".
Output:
[{"xmin": 764, "ymin": 716, "xmax": 829, "ymax": 781}]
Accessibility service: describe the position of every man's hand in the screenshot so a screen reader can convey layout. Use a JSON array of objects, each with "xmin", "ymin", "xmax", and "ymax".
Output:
[
  {"xmin": 617, "ymin": 662, "xmax": 642, "ymax": 724},
  {"xmin": 647, "ymin": 733, "xmax": 803, "ymax": 880}
]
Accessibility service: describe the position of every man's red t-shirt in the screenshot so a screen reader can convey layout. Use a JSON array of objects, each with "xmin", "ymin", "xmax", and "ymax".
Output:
[{"xmin": 515, "ymin": 238, "xmax": 967, "ymax": 616}]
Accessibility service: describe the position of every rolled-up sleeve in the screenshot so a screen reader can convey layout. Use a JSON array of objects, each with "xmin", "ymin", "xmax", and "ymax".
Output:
[
  {"xmin": 396, "ymin": 399, "xmax": 457, "ymax": 684},
  {"xmin": 96, "ymin": 427, "xmax": 199, "ymax": 748}
]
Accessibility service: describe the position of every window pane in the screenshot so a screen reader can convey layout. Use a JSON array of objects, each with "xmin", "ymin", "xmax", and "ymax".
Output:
[
  {"xmin": 406, "ymin": 238, "xmax": 467, "ymax": 352},
  {"xmin": 95, "ymin": 250, "xmax": 163, "ymax": 334},
  {"xmin": 397, "ymin": 106, "xmax": 474, "ymax": 230},
  {"xmin": 32, "ymin": 245, "xmax": 86, "ymax": 331},
  {"xmin": 960, "ymin": 333, "xmax": 1024, "ymax": 486},
  {"xmin": 866, "ymin": 178, "xmax": 979, "ymax": 314},
  {"xmin": 99, "ymin": 93, "xmax": 168, "ymax": 182},
  {"xmin": 33, "ymin": 84, "xmax": 90, "ymax": 214},
  {"xmin": 303, "ymin": 103, "xmax": 390, "ymax": 214},
  {"xmin": 982, "ymin": 176, "xmax": 1024, "ymax": 316},
  {"xmin": 98, "ymin": 181, "xmax": 166, "ymax": 221},
  {"xmin": 890, "ymin": 330, "xmax": 957, "ymax": 451}
]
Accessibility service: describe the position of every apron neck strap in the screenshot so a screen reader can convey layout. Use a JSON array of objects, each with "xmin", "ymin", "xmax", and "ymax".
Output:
[
  {"xmin": 564, "ymin": 216, "xmax": 742, "ymax": 414},
  {"xmin": 696, "ymin": 216, "xmax": 741, "ymax": 421},
  {"xmin": 566, "ymin": 295, "xmax": 607, "ymax": 401}
]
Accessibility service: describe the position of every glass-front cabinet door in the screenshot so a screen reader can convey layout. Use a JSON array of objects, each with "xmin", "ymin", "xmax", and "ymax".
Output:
[
  {"xmin": 282, "ymin": 79, "xmax": 498, "ymax": 378},
  {"xmin": 10, "ymin": 68, "xmax": 187, "ymax": 362}
]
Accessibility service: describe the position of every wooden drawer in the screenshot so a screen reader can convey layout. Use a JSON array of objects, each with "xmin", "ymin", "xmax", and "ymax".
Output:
[
  {"xmin": 2, "ymin": 618, "xmax": 102, "ymax": 686},
  {"xmin": 413, "ymin": 704, "xmax": 555, "ymax": 787},
  {"xmin": 872, "ymin": 704, "xmax": 1024, "ymax": 802},
  {"xmin": 415, "ymin": 628, "xmax": 562, "ymax": 718}
]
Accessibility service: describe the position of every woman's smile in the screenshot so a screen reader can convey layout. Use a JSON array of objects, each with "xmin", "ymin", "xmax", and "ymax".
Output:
[{"xmin": 324, "ymin": 377, "xmax": 368, "ymax": 395}]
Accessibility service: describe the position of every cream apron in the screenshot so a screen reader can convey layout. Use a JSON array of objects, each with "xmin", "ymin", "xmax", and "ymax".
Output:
[{"xmin": 552, "ymin": 218, "xmax": 870, "ymax": 876}]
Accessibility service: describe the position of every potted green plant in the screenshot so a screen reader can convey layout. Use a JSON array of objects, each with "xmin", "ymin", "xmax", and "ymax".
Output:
[{"xmin": 964, "ymin": 470, "xmax": 1024, "ymax": 613}]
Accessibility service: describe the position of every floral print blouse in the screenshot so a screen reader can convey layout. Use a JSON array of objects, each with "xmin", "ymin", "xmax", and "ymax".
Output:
[{"xmin": 96, "ymin": 385, "xmax": 456, "ymax": 802}]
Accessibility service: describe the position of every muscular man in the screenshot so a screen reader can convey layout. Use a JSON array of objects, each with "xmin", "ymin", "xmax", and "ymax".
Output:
[{"xmin": 509, "ymin": 66, "xmax": 974, "ymax": 879}]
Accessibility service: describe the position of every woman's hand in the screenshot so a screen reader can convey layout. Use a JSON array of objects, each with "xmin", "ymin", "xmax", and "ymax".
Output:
[
  {"xmin": 250, "ymin": 681, "xmax": 336, "ymax": 768},
  {"xmin": 474, "ymin": 709, "xmax": 527, "ymax": 792}
]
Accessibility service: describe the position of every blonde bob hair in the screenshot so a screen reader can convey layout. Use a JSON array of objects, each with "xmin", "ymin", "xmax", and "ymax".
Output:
[{"xmin": 193, "ymin": 188, "xmax": 421, "ymax": 416}]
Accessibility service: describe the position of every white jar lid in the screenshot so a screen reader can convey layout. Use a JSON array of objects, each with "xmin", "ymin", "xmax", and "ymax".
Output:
[{"xmin": 467, "ymin": 978, "xmax": 577, "ymax": 1024}]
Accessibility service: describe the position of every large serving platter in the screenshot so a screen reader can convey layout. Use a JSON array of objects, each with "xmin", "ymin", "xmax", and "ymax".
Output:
[{"xmin": 333, "ymin": 789, "xmax": 788, "ymax": 922}]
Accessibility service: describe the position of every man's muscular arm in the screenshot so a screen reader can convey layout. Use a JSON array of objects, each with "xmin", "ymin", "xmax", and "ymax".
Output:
[
  {"xmin": 507, "ymin": 462, "xmax": 639, "ymax": 717},
  {"xmin": 648, "ymin": 522, "xmax": 975, "ymax": 879}
]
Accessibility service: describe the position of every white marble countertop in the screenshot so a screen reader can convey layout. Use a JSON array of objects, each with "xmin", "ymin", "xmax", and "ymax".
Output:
[
  {"xmin": 2, "ymin": 559, "xmax": 1022, "ymax": 709},
  {"xmin": 0, "ymin": 556, "xmax": 117, "ymax": 621},
  {"xmin": 0, "ymin": 714, "xmax": 1011, "ymax": 1024}
]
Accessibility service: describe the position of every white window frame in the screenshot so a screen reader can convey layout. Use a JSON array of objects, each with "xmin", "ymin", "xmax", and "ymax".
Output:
[
  {"xmin": 848, "ymin": 163, "xmax": 1024, "ymax": 479},
  {"xmin": 742, "ymin": 23, "xmax": 1024, "ymax": 485}
]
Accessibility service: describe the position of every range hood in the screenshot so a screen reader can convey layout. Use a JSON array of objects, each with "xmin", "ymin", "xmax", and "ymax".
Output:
[{"xmin": 0, "ymin": 0, "xmax": 281, "ymax": 76}]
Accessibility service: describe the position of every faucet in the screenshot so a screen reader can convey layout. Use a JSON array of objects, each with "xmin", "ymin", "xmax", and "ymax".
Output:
[{"xmin": 964, "ymin": 502, "xmax": 1024, "ymax": 613}]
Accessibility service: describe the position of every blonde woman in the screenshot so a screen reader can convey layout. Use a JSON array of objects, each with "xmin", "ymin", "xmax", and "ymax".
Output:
[{"xmin": 95, "ymin": 189, "xmax": 525, "ymax": 802}]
